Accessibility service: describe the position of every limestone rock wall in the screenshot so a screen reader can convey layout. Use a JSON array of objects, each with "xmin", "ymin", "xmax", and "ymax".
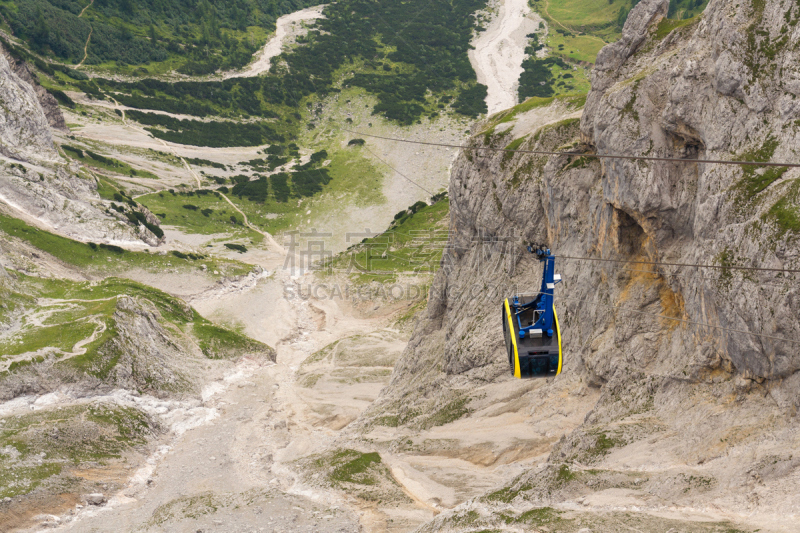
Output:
[
  {"xmin": 363, "ymin": 0, "xmax": 800, "ymax": 519},
  {"xmin": 0, "ymin": 52, "xmax": 58, "ymax": 163},
  {"xmin": 0, "ymin": 48, "xmax": 160, "ymax": 246}
]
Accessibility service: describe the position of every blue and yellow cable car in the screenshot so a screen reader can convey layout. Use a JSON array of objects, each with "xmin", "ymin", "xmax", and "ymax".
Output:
[{"xmin": 502, "ymin": 247, "xmax": 562, "ymax": 378}]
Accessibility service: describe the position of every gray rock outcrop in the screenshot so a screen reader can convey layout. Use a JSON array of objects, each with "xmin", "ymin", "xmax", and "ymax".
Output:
[
  {"xmin": 0, "ymin": 52, "xmax": 58, "ymax": 163},
  {"xmin": 0, "ymin": 44, "xmax": 67, "ymax": 131},
  {"xmin": 0, "ymin": 46, "xmax": 159, "ymax": 246},
  {"xmin": 83, "ymin": 493, "xmax": 107, "ymax": 506},
  {"xmin": 366, "ymin": 0, "xmax": 800, "ymax": 522}
]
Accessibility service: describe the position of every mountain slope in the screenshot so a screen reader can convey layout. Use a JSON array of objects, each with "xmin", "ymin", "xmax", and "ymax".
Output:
[
  {"xmin": 0, "ymin": 43, "xmax": 167, "ymax": 247},
  {"xmin": 359, "ymin": 0, "xmax": 800, "ymax": 529}
]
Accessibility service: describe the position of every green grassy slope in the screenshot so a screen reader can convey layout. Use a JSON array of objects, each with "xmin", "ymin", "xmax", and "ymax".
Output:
[
  {"xmin": 517, "ymin": 0, "xmax": 709, "ymax": 101},
  {"xmin": 72, "ymin": 0, "xmax": 489, "ymax": 126},
  {"xmin": 0, "ymin": 274, "xmax": 273, "ymax": 388},
  {"xmin": 0, "ymin": 0, "xmax": 323, "ymax": 72},
  {"xmin": 0, "ymin": 403, "xmax": 158, "ymax": 500},
  {"xmin": 324, "ymin": 194, "xmax": 450, "ymax": 283},
  {"xmin": 0, "ymin": 211, "xmax": 252, "ymax": 276}
]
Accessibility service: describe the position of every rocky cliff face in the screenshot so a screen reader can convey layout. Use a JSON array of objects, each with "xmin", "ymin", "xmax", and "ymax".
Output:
[
  {"xmin": 365, "ymin": 0, "xmax": 800, "ymax": 523},
  {"xmin": 0, "ymin": 52, "xmax": 59, "ymax": 163},
  {"xmin": 1, "ymin": 47, "xmax": 68, "ymax": 131},
  {"xmin": 0, "ymin": 50, "xmax": 161, "ymax": 246}
]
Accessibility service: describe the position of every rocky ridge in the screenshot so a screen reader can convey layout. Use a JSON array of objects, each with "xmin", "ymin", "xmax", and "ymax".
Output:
[
  {"xmin": 0, "ymin": 44, "xmax": 67, "ymax": 131},
  {"xmin": 0, "ymin": 51, "xmax": 58, "ymax": 164},
  {"xmin": 0, "ymin": 46, "xmax": 160, "ymax": 247},
  {"xmin": 361, "ymin": 0, "xmax": 800, "ymax": 528}
]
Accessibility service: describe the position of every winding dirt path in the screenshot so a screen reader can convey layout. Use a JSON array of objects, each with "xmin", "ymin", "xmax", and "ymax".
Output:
[
  {"xmin": 77, "ymin": 0, "xmax": 95, "ymax": 69},
  {"xmin": 217, "ymin": 192, "xmax": 285, "ymax": 252},
  {"xmin": 109, "ymin": 97, "xmax": 201, "ymax": 188},
  {"xmin": 76, "ymin": 27, "xmax": 92, "ymax": 69},
  {"xmin": 107, "ymin": 96, "xmax": 284, "ymax": 252},
  {"xmin": 78, "ymin": 0, "xmax": 94, "ymax": 18}
]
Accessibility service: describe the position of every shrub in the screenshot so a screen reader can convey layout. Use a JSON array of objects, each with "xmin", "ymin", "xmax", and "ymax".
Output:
[
  {"xmin": 224, "ymin": 243, "xmax": 247, "ymax": 253},
  {"xmin": 47, "ymin": 88, "xmax": 75, "ymax": 108},
  {"xmin": 409, "ymin": 200, "xmax": 427, "ymax": 214},
  {"xmin": 99, "ymin": 244, "xmax": 124, "ymax": 254},
  {"xmin": 61, "ymin": 144, "xmax": 84, "ymax": 158},
  {"xmin": 143, "ymin": 221, "xmax": 164, "ymax": 239}
]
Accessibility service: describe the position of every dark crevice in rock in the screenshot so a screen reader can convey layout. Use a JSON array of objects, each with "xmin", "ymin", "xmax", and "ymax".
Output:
[{"xmin": 613, "ymin": 208, "xmax": 647, "ymax": 256}]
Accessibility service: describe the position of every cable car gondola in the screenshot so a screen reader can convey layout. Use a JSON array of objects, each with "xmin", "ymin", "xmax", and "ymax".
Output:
[{"xmin": 502, "ymin": 246, "xmax": 562, "ymax": 379}]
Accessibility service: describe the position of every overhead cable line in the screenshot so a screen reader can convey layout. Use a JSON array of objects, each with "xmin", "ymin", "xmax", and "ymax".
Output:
[
  {"xmin": 557, "ymin": 294, "xmax": 800, "ymax": 346},
  {"xmin": 504, "ymin": 289, "xmax": 800, "ymax": 345},
  {"xmin": 556, "ymin": 255, "xmax": 800, "ymax": 274},
  {"xmin": 353, "ymin": 231, "xmax": 799, "ymax": 286},
  {"xmin": 376, "ymin": 231, "xmax": 800, "ymax": 276},
  {"xmin": 388, "ymin": 232, "xmax": 799, "ymax": 274},
  {"xmin": 362, "ymin": 146, "xmax": 435, "ymax": 195},
  {"xmin": 582, "ymin": 264, "xmax": 797, "ymax": 293},
  {"xmin": 342, "ymin": 129, "xmax": 800, "ymax": 169}
]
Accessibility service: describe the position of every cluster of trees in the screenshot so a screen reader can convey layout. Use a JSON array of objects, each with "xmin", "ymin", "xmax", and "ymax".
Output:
[
  {"xmin": 3, "ymin": 0, "xmax": 323, "ymax": 67},
  {"xmin": 47, "ymin": 87, "xmax": 75, "ymax": 108},
  {"xmin": 95, "ymin": 76, "xmax": 295, "ymax": 118},
  {"xmin": 230, "ymin": 149, "xmax": 331, "ymax": 203},
  {"xmin": 452, "ymin": 84, "xmax": 488, "ymax": 117},
  {"xmin": 518, "ymin": 56, "xmax": 569, "ymax": 99},
  {"xmin": 184, "ymin": 157, "xmax": 227, "ymax": 169},
  {"xmin": 4, "ymin": 0, "xmax": 166, "ymax": 64},
  {"xmin": 337, "ymin": 0, "xmax": 488, "ymax": 120},
  {"xmin": 0, "ymin": 35, "xmax": 86, "ymax": 81},
  {"xmin": 126, "ymin": 110, "xmax": 284, "ymax": 147},
  {"xmin": 85, "ymin": 0, "xmax": 490, "ymax": 129},
  {"xmin": 666, "ymin": 0, "xmax": 708, "ymax": 19}
]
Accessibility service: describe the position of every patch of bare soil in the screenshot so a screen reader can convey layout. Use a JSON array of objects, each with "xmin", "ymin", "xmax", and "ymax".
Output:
[{"xmin": 0, "ymin": 493, "xmax": 80, "ymax": 533}]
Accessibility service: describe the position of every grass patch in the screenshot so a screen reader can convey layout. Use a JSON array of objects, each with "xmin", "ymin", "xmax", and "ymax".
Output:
[
  {"xmin": 136, "ymin": 189, "xmax": 258, "ymax": 238},
  {"xmin": 546, "ymin": 30, "xmax": 608, "ymax": 64},
  {"xmin": 61, "ymin": 144, "xmax": 159, "ymax": 180},
  {"xmin": 421, "ymin": 395, "xmax": 471, "ymax": 429},
  {"xmin": 492, "ymin": 93, "xmax": 585, "ymax": 129},
  {"xmin": 738, "ymin": 166, "xmax": 788, "ymax": 197},
  {"xmin": 763, "ymin": 180, "xmax": 800, "ymax": 236},
  {"xmin": 555, "ymin": 464, "xmax": 576, "ymax": 484},
  {"xmin": 502, "ymin": 135, "xmax": 529, "ymax": 167},
  {"xmin": 733, "ymin": 136, "xmax": 786, "ymax": 205},
  {"xmin": 192, "ymin": 311, "xmax": 273, "ymax": 360},
  {"xmin": 542, "ymin": 0, "xmax": 627, "ymax": 36},
  {"xmin": 329, "ymin": 450, "xmax": 383, "ymax": 485},
  {"xmin": 0, "ymin": 404, "xmax": 155, "ymax": 498},
  {"xmin": 654, "ymin": 15, "xmax": 702, "ymax": 40},
  {"xmin": 325, "ymin": 197, "xmax": 449, "ymax": 283},
  {"xmin": 504, "ymin": 136, "xmax": 529, "ymax": 152},
  {"xmin": 484, "ymin": 479, "xmax": 534, "ymax": 503},
  {"xmin": 585, "ymin": 432, "xmax": 621, "ymax": 460},
  {"xmin": 0, "ymin": 318, "xmax": 100, "ymax": 358}
]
